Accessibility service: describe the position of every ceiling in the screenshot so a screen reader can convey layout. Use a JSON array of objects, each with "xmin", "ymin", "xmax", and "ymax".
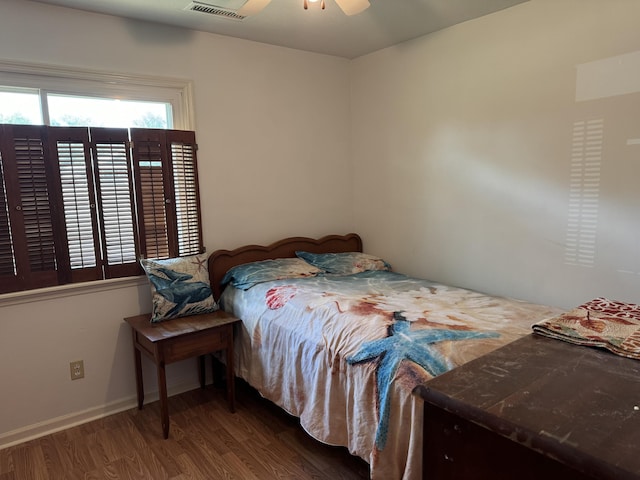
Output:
[{"xmin": 31, "ymin": 0, "xmax": 528, "ymax": 59}]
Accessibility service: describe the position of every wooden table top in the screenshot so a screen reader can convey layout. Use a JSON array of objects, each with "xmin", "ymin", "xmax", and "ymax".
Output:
[
  {"xmin": 124, "ymin": 310, "xmax": 240, "ymax": 343},
  {"xmin": 416, "ymin": 333, "xmax": 640, "ymax": 480}
]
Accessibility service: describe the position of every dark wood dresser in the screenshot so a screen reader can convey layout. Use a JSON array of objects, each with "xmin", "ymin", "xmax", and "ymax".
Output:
[{"xmin": 415, "ymin": 334, "xmax": 640, "ymax": 480}]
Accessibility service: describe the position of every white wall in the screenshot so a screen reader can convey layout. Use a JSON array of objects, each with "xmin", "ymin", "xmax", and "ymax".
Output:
[
  {"xmin": 0, "ymin": 0, "xmax": 353, "ymax": 444},
  {"xmin": 351, "ymin": 0, "xmax": 640, "ymax": 309}
]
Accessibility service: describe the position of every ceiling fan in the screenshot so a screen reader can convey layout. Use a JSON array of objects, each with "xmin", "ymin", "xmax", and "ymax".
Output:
[{"xmin": 238, "ymin": 0, "xmax": 370, "ymax": 16}]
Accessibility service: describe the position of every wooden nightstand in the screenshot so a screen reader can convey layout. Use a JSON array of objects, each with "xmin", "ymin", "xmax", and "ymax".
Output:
[{"xmin": 124, "ymin": 310, "xmax": 240, "ymax": 439}]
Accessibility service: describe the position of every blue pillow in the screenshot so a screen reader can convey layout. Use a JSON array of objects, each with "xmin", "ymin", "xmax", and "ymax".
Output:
[
  {"xmin": 222, "ymin": 257, "xmax": 324, "ymax": 290},
  {"xmin": 141, "ymin": 253, "xmax": 218, "ymax": 322},
  {"xmin": 295, "ymin": 251, "xmax": 391, "ymax": 275}
]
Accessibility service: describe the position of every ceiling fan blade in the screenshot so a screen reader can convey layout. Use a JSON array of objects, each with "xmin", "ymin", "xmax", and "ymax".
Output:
[
  {"xmin": 334, "ymin": 0, "xmax": 370, "ymax": 16},
  {"xmin": 237, "ymin": 0, "xmax": 271, "ymax": 16}
]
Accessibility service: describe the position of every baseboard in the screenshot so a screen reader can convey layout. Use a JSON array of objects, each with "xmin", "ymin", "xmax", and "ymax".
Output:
[{"xmin": 0, "ymin": 380, "xmax": 199, "ymax": 450}]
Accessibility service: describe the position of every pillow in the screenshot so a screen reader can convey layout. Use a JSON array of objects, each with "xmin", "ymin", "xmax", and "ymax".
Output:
[
  {"xmin": 141, "ymin": 253, "xmax": 218, "ymax": 323},
  {"xmin": 295, "ymin": 251, "xmax": 391, "ymax": 275},
  {"xmin": 222, "ymin": 257, "xmax": 324, "ymax": 290}
]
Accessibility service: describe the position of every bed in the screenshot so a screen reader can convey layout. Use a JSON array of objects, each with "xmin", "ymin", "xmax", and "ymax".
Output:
[{"xmin": 207, "ymin": 233, "xmax": 563, "ymax": 480}]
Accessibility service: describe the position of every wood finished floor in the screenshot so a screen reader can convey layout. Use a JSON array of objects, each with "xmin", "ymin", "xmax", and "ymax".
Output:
[{"xmin": 0, "ymin": 381, "xmax": 369, "ymax": 480}]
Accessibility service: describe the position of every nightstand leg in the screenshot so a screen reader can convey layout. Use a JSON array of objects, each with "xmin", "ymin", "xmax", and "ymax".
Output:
[
  {"xmin": 132, "ymin": 341, "xmax": 144, "ymax": 410},
  {"xmin": 226, "ymin": 345, "xmax": 235, "ymax": 413},
  {"xmin": 210, "ymin": 354, "xmax": 216, "ymax": 386},
  {"xmin": 198, "ymin": 355, "xmax": 205, "ymax": 388},
  {"xmin": 156, "ymin": 360, "xmax": 170, "ymax": 439}
]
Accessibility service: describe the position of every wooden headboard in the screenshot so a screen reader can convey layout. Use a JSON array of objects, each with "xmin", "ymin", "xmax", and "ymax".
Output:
[{"xmin": 208, "ymin": 233, "xmax": 362, "ymax": 299}]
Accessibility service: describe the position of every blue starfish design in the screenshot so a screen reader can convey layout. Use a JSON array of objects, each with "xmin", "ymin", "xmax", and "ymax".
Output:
[{"xmin": 347, "ymin": 311, "xmax": 499, "ymax": 450}]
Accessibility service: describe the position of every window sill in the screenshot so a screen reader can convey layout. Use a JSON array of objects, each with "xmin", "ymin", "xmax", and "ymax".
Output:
[{"xmin": 0, "ymin": 276, "xmax": 148, "ymax": 308}]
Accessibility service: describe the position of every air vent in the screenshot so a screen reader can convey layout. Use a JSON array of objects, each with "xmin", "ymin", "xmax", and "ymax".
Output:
[{"xmin": 185, "ymin": 1, "xmax": 246, "ymax": 20}]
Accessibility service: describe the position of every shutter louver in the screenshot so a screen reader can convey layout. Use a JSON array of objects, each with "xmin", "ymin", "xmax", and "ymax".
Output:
[
  {"xmin": 131, "ymin": 129, "xmax": 172, "ymax": 259},
  {"xmin": 0, "ymin": 125, "xmax": 61, "ymax": 291},
  {"xmin": 0, "ymin": 148, "xmax": 17, "ymax": 281},
  {"xmin": 58, "ymin": 141, "xmax": 95, "ymax": 268},
  {"xmin": 16, "ymin": 135, "xmax": 56, "ymax": 273},
  {"xmin": 49, "ymin": 127, "xmax": 102, "ymax": 283},
  {"xmin": 168, "ymin": 131, "xmax": 202, "ymax": 256},
  {"xmin": 91, "ymin": 128, "xmax": 140, "ymax": 277}
]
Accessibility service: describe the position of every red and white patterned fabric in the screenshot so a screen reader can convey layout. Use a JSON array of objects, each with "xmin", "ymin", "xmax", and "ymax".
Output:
[{"xmin": 533, "ymin": 297, "xmax": 640, "ymax": 360}]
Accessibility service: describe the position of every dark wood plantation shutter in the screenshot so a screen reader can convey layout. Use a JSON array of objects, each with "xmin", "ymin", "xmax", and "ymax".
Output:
[
  {"xmin": 91, "ymin": 128, "xmax": 140, "ymax": 278},
  {"xmin": 44, "ymin": 127, "xmax": 141, "ymax": 283},
  {"xmin": 48, "ymin": 127, "xmax": 102, "ymax": 283},
  {"xmin": 0, "ymin": 127, "xmax": 18, "ymax": 293},
  {"xmin": 168, "ymin": 130, "xmax": 203, "ymax": 256},
  {"xmin": 131, "ymin": 129, "xmax": 172, "ymax": 259},
  {"xmin": 131, "ymin": 129, "xmax": 203, "ymax": 259},
  {"xmin": 0, "ymin": 125, "xmax": 62, "ymax": 292},
  {"xmin": 0, "ymin": 151, "xmax": 14, "ymax": 286}
]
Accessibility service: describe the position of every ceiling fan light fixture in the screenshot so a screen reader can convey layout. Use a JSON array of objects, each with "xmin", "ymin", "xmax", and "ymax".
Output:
[{"xmin": 304, "ymin": 0, "xmax": 325, "ymax": 10}]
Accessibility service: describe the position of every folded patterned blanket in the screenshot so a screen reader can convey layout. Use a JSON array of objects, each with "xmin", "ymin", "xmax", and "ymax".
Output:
[{"xmin": 532, "ymin": 297, "xmax": 640, "ymax": 360}]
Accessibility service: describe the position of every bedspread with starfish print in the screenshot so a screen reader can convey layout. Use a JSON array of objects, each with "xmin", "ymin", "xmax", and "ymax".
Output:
[{"xmin": 220, "ymin": 270, "xmax": 562, "ymax": 480}]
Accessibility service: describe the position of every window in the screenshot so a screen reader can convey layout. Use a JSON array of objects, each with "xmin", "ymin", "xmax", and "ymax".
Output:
[
  {"xmin": 0, "ymin": 85, "xmax": 173, "ymax": 129},
  {"xmin": 0, "ymin": 125, "xmax": 203, "ymax": 294},
  {"xmin": 0, "ymin": 59, "xmax": 193, "ymax": 129},
  {"xmin": 47, "ymin": 94, "xmax": 172, "ymax": 129},
  {"xmin": 0, "ymin": 88, "xmax": 42, "ymax": 125},
  {"xmin": 0, "ymin": 61, "xmax": 201, "ymax": 295}
]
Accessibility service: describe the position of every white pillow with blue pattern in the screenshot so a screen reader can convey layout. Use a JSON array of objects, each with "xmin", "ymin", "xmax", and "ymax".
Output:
[
  {"xmin": 222, "ymin": 257, "xmax": 324, "ymax": 290},
  {"xmin": 141, "ymin": 253, "xmax": 218, "ymax": 323},
  {"xmin": 295, "ymin": 251, "xmax": 391, "ymax": 275}
]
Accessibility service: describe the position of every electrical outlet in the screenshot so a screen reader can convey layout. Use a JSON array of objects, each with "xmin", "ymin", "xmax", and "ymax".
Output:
[{"xmin": 70, "ymin": 360, "xmax": 84, "ymax": 380}]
